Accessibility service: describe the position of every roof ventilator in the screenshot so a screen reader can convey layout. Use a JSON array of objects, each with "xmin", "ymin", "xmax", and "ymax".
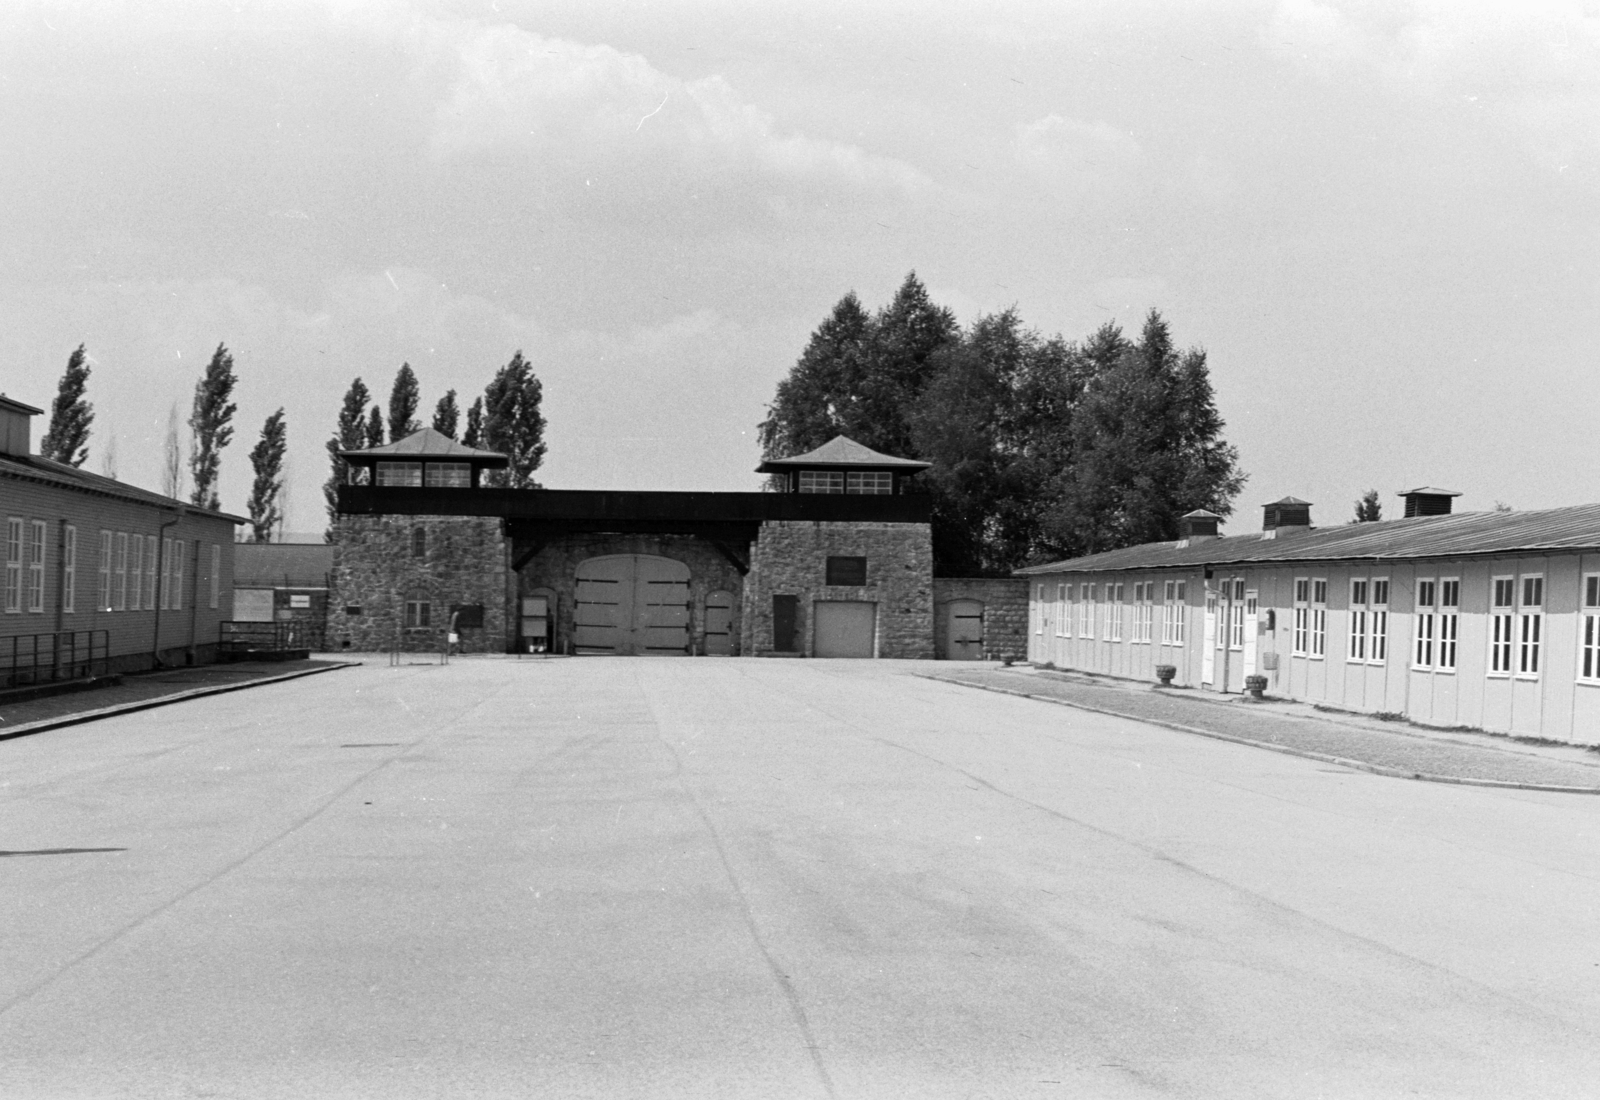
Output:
[
  {"xmin": 1261, "ymin": 496, "xmax": 1312, "ymax": 539},
  {"xmin": 1176, "ymin": 509, "xmax": 1221, "ymax": 548},
  {"xmin": 1398, "ymin": 487, "xmax": 1460, "ymax": 517}
]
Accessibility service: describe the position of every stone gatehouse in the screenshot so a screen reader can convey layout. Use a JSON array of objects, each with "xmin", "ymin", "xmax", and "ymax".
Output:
[{"xmin": 327, "ymin": 429, "xmax": 1008, "ymax": 660}]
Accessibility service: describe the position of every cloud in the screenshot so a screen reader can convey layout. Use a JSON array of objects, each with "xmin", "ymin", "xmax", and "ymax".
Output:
[
  {"xmin": 1260, "ymin": 0, "xmax": 1600, "ymax": 173},
  {"xmin": 425, "ymin": 19, "xmax": 930, "ymax": 199},
  {"xmin": 1014, "ymin": 115, "xmax": 1141, "ymax": 171}
]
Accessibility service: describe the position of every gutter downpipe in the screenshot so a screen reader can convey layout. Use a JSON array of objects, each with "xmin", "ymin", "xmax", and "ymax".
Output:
[{"xmin": 151, "ymin": 513, "xmax": 182, "ymax": 670}]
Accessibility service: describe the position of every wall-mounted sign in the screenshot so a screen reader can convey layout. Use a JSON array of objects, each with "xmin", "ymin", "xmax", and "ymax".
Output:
[{"xmin": 288, "ymin": 594, "xmax": 312, "ymax": 609}]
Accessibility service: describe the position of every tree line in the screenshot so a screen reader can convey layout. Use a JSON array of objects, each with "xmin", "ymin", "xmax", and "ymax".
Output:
[
  {"xmin": 759, "ymin": 273, "xmax": 1248, "ymax": 575},
  {"xmin": 38, "ymin": 343, "xmax": 279, "ymax": 541},
  {"xmin": 322, "ymin": 353, "xmax": 548, "ymax": 526},
  {"xmin": 34, "ymin": 344, "xmax": 549, "ymax": 545}
]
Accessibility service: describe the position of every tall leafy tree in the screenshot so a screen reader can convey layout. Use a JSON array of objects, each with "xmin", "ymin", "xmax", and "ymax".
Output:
[
  {"xmin": 388, "ymin": 363, "xmax": 420, "ymax": 441},
  {"xmin": 859, "ymin": 272, "xmax": 959, "ymax": 458},
  {"xmin": 433, "ymin": 389, "xmax": 460, "ymax": 439},
  {"xmin": 1041, "ymin": 311, "xmax": 1245, "ymax": 557},
  {"xmin": 323, "ymin": 378, "xmax": 371, "ymax": 531},
  {"xmin": 188, "ymin": 343, "xmax": 238, "ymax": 511},
  {"xmin": 758, "ymin": 290, "xmax": 873, "ymax": 460},
  {"xmin": 463, "ymin": 396, "xmax": 484, "ymax": 448},
  {"xmin": 1352, "ymin": 490, "xmax": 1382, "ymax": 523},
  {"xmin": 247, "ymin": 409, "xmax": 287, "ymax": 542},
  {"xmin": 481, "ymin": 351, "xmax": 547, "ymax": 488},
  {"xmin": 39, "ymin": 344, "xmax": 94, "ymax": 466},
  {"xmin": 364, "ymin": 405, "xmax": 385, "ymax": 448}
]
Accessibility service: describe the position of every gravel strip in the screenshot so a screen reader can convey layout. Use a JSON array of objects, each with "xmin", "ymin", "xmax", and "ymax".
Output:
[{"xmin": 926, "ymin": 668, "xmax": 1600, "ymax": 793}]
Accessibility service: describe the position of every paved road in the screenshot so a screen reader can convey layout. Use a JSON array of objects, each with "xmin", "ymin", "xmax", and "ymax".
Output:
[{"xmin": 3, "ymin": 658, "xmax": 1599, "ymax": 1099}]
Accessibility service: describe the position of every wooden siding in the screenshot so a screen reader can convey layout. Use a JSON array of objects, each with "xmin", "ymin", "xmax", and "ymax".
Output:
[
  {"xmin": 1, "ymin": 474, "xmax": 237, "ymax": 668},
  {"xmin": 1026, "ymin": 551, "xmax": 1600, "ymax": 744}
]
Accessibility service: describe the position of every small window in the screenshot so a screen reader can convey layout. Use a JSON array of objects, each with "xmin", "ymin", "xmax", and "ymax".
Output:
[
  {"xmin": 27, "ymin": 520, "xmax": 46, "ymax": 613},
  {"xmin": 826, "ymin": 555, "xmax": 867, "ymax": 586},
  {"xmin": 405, "ymin": 599, "xmax": 432, "ymax": 628},
  {"xmin": 846, "ymin": 471, "xmax": 893, "ymax": 494},
  {"xmin": 377, "ymin": 461, "xmax": 423, "ymax": 487},
  {"xmin": 210, "ymin": 543, "xmax": 221, "ymax": 609},
  {"xmin": 412, "ymin": 527, "xmax": 427, "ymax": 558},
  {"xmin": 4, "ymin": 517, "xmax": 20, "ymax": 613},
  {"xmin": 1522, "ymin": 576, "xmax": 1543, "ymax": 608},
  {"xmin": 798, "ymin": 471, "xmax": 844, "ymax": 494},
  {"xmin": 424, "ymin": 462, "xmax": 471, "ymax": 488},
  {"xmin": 62, "ymin": 525, "xmax": 76, "ymax": 614}
]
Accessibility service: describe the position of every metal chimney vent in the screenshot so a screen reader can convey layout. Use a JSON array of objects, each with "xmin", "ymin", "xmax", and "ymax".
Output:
[{"xmin": 1398, "ymin": 487, "xmax": 1460, "ymax": 518}]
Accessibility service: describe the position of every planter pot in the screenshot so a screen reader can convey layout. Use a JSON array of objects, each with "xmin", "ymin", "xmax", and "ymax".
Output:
[
  {"xmin": 1154, "ymin": 664, "xmax": 1177, "ymax": 686},
  {"xmin": 1244, "ymin": 674, "xmax": 1269, "ymax": 700}
]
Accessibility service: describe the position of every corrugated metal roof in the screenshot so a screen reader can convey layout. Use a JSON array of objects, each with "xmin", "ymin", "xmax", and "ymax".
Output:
[
  {"xmin": 0, "ymin": 453, "xmax": 246, "ymax": 523},
  {"xmin": 340, "ymin": 427, "xmax": 508, "ymax": 463},
  {"xmin": 756, "ymin": 435, "xmax": 932, "ymax": 472},
  {"xmin": 234, "ymin": 542, "xmax": 334, "ymax": 587},
  {"xmin": 1017, "ymin": 503, "xmax": 1600, "ymax": 575}
]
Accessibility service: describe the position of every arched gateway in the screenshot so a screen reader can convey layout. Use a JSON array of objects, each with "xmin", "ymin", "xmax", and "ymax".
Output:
[{"xmin": 574, "ymin": 554, "xmax": 691, "ymax": 656}]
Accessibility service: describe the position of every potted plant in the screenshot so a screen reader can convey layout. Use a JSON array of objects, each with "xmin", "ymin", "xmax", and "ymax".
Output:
[
  {"xmin": 1154, "ymin": 664, "xmax": 1177, "ymax": 686},
  {"xmin": 1244, "ymin": 674, "xmax": 1268, "ymax": 700}
]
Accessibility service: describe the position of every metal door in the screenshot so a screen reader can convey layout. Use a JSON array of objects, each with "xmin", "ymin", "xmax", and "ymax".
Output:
[
  {"xmin": 1202, "ymin": 590, "xmax": 1217, "ymax": 685},
  {"xmin": 573, "ymin": 555, "xmax": 690, "ymax": 656},
  {"xmin": 704, "ymin": 591, "xmax": 734, "ymax": 655},
  {"xmin": 814, "ymin": 601, "xmax": 875, "ymax": 658},
  {"xmin": 944, "ymin": 599, "xmax": 984, "ymax": 660}
]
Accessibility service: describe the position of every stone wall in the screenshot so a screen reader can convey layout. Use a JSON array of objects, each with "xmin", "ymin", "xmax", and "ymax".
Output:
[
  {"xmin": 516, "ymin": 534, "xmax": 745, "ymax": 655},
  {"xmin": 932, "ymin": 577, "xmax": 1029, "ymax": 661},
  {"xmin": 742, "ymin": 520, "xmax": 933, "ymax": 658},
  {"xmin": 327, "ymin": 515, "xmax": 508, "ymax": 652}
]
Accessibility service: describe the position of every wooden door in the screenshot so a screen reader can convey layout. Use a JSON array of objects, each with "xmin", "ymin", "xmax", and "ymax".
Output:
[
  {"xmin": 944, "ymin": 599, "xmax": 984, "ymax": 660},
  {"xmin": 1202, "ymin": 590, "xmax": 1217, "ymax": 685},
  {"xmin": 573, "ymin": 555, "xmax": 690, "ymax": 656},
  {"xmin": 814, "ymin": 601, "xmax": 875, "ymax": 658},
  {"xmin": 704, "ymin": 591, "xmax": 734, "ymax": 655}
]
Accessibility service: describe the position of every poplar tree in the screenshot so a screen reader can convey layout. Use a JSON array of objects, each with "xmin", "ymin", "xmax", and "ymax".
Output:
[
  {"xmin": 365, "ymin": 405, "xmax": 385, "ymax": 448},
  {"xmin": 1352, "ymin": 490, "xmax": 1382, "ymax": 523},
  {"xmin": 188, "ymin": 344, "xmax": 238, "ymax": 511},
  {"xmin": 388, "ymin": 363, "xmax": 420, "ymax": 441},
  {"xmin": 248, "ymin": 409, "xmax": 287, "ymax": 542},
  {"xmin": 162, "ymin": 403, "xmax": 184, "ymax": 499},
  {"xmin": 481, "ymin": 352, "xmax": 547, "ymax": 488},
  {"xmin": 433, "ymin": 390, "xmax": 460, "ymax": 439},
  {"xmin": 39, "ymin": 344, "xmax": 94, "ymax": 466},
  {"xmin": 323, "ymin": 378, "xmax": 371, "ymax": 529},
  {"xmin": 462, "ymin": 396, "xmax": 484, "ymax": 448}
]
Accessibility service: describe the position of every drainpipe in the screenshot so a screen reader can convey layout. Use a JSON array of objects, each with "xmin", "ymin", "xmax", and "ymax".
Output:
[{"xmin": 150, "ymin": 513, "xmax": 181, "ymax": 669}]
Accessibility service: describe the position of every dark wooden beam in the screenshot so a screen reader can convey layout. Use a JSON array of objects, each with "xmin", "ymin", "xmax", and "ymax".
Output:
[{"xmin": 711, "ymin": 539, "xmax": 750, "ymax": 575}]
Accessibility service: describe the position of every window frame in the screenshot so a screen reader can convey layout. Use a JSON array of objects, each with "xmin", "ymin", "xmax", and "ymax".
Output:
[
  {"xmin": 172, "ymin": 540, "xmax": 185, "ymax": 611},
  {"xmin": 114, "ymin": 532, "xmax": 128, "ymax": 611},
  {"xmin": 376, "ymin": 461, "xmax": 423, "ymax": 487},
  {"xmin": 1413, "ymin": 578, "xmax": 1437, "ymax": 670},
  {"xmin": 1489, "ymin": 575, "xmax": 1515, "ymax": 676},
  {"xmin": 26, "ymin": 519, "xmax": 46, "ymax": 613},
  {"xmin": 4, "ymin": 517, "xmax": 21, "ymax": 613},
  {"xmin": 62, "ymin": 524, "xmax": 76, "ymax": 614},
  {"xmin": 404, "ymin": 598, "xmax": 432, "ymax": 629},
  {"xmin": 1368, "ymin": 577, "xmax": 1389, "ymax": 664},
  {"xmin": 210, "ymin": 543, "xmax": 221, "ymax": 609},
  {"xmin": 423, "ymin": 462, "xmax": 472, "ymax": 488},
  {"xmin": 1292, "ymin": 577, "xmax": 1309, "ymax": 656},
  {"xmin": 845, "ymin": 471, "xmax": 893, "ymax": 495},
  {"xmin": 128, "ymin": 531, "xmax": 143, "ymax": 612},
  {"xmin": 145, "ymin": 535, "xmax": 158, "ymax": 610},
  {"xmin": 797, "ymin": 470, "xmax": 844, "ymax": 494},
  {"xmin": 1517, "ymin": 573, "xmax": 1543, "ymax": 679},
  {"xmin": 98, "ymin": 531, "xmax": 112, "ymax": 611}
]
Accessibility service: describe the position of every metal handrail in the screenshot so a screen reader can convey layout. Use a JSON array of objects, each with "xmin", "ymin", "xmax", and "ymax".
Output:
[{"xmin": 1, "ymin": 630, "xmax": 109, "ymax": 689}]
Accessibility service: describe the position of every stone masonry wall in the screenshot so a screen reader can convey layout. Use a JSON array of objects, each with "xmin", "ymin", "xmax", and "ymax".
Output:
[
  {"xmin": 327, "ymin": 515, "xmax": 509, "ymax": 652},
  {"xmin": 742, "ymin": 520, "xmax": 933, "ymax": 659},
  {"xmin": 517, "ymin": 534, "xmax": 745, "ymax": 655},
  {"xmin": 932, "ymin": 577, "xmax": 1029, "ymax": 661}
]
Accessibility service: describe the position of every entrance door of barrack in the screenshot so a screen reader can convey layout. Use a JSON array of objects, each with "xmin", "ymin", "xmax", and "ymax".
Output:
[{"xmin": 573, "ymin": 555, "xmax": 691, "ymax": 656}]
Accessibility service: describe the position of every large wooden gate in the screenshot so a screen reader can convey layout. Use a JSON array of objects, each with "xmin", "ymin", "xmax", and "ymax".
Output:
[{"xmin": 573, "ymin": 555, "xmax": 691, "ymax": 656}]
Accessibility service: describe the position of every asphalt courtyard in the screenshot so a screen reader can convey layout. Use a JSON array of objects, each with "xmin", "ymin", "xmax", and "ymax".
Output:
[{"xmin": 3, "ymin": 657, "xmax": 1600, "ymax": 1099}]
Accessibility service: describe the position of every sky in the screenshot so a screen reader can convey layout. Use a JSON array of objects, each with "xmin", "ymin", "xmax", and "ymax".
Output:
[{"xmin": 1, "ymin": 0, "xmax": 1595, "ymax": 538}]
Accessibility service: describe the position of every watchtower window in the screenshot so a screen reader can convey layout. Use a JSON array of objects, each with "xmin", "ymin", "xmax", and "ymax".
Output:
[
  {"xmin": 376, "ymin": 461, "xmax": 422, "ymax": 487},
  {"xmin": 424, "ymin": 462, "xmax": 471, "ymax": 488},
  {"xmin": 846, "ymin": 471, "xmax": 893, "ymax": 494},
  {"xmin": 411, "ymin": 527, "xmax": 427, "ymax": 558},
  {"xmin": 798, "ymin": 471, "xmax": 844, "ymax": 494}
]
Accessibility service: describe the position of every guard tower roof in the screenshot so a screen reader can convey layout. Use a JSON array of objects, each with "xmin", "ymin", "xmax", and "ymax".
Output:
[{"xmin": 755, "ymin": 435, "xmax": 931, "ymax": 473}]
